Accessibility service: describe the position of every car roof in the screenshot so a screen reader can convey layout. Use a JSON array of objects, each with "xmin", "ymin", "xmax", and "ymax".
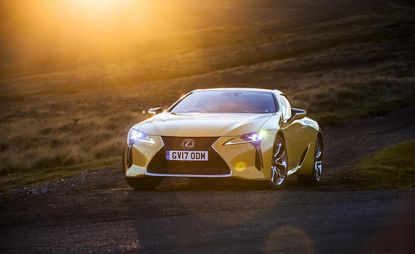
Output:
[{"xmin": 193, "ymin": 88, "xmax": 283, "ymax": 95}]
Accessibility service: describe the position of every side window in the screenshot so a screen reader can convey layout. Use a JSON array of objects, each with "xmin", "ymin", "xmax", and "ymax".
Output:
[{"xmin": 280, "ymin": 95, "xmax": 292, "ymax": 121}]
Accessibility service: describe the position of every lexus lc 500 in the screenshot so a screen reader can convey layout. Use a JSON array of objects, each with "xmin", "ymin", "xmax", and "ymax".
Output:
[{"xmin": 123, "ymin": 88, "xmax": 323, "ymax": 190}]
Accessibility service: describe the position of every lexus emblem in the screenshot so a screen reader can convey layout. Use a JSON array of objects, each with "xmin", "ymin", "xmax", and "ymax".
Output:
[{"xmin": 182, "ymin": 139, "xmax": 195, "ymax": 149}]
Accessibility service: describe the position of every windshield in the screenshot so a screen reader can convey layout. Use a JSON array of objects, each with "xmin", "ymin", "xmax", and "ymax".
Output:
[{"xmin": 170, "ymin": 90, "xmax": 277, "ymax": 113}]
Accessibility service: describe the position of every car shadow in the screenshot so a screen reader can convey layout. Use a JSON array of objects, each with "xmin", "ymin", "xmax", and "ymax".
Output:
[{"xmin": 151, "ymin": 176, "xmax": 337, "ymax": 192}]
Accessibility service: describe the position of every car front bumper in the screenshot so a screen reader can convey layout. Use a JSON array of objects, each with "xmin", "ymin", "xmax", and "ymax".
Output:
[{"xmin": 123, "ymin": 134, "xmax": 276, "ymax": 180}]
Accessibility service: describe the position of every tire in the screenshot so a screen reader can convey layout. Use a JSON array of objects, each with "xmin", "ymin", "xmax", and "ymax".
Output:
[
  {"xmin": 298, "ymin": 135, "xmax": 323, "ymax": 186},
  {"xmin": 269, "ymin": 135, "xmax": 288, "ymax": 189},
  {"xmin": 122, "ymin": 145, "xmax": 129, "ymax": 172},
  {"xmin": 125, "ymin": 177, "xmax": 162, "ymax": 190}
]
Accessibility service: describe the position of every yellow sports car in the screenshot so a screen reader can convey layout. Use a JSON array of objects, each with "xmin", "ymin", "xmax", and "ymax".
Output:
[{"xmin": 123, "ymin": 88, "xmax": 323, "ymax": 190}]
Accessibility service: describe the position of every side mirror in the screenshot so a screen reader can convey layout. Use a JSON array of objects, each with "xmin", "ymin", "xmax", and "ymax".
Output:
[
  {"xmin": 289, "ymin": 108, "xmax": 306, "ymax": 122},
  {"xmin": 147, "ymin": 107, "xmax": 163, "ymax": 115}
]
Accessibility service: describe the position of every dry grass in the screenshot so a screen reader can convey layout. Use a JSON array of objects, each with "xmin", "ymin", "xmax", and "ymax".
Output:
[{"xmin": 0, "ymin": 0, "xmax": 414, "ymax": 189}]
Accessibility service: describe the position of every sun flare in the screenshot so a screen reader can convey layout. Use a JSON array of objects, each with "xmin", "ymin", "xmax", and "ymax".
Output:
[{"xmin": 71, "ymin": 0, "xmax": 122, "ymax": 13}]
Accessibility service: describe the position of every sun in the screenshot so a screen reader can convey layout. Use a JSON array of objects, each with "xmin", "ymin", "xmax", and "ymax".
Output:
[{"xmin": 71, "ymin": 0, "xmax": 125, "ymax": 14}]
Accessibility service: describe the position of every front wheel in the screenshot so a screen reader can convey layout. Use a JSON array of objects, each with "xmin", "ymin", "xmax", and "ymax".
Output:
[
  {"xmin": 125, "ymin": 177, "xmax": 162, "ymax": 190},
  {"xmin": 298, "ymin": 135, "xmax": 323, "ymax": 185},
  {"xmin": 269, "ymin": 135, "xmax": 288, "ymax": 189}
]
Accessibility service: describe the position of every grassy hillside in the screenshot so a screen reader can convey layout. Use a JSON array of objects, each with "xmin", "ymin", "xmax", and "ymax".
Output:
[
  {"xmin": 351, "ymin": 139, "xmax": 415, "ymax": 189},
  {"xmin": 0, "ymin": 0, "xmax": 414, "ymax": 189}
]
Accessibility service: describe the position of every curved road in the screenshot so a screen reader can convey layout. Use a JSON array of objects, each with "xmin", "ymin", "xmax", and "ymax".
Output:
[{"xmin": 1, "ymin": 106, "xmax": 415, "ymax": 253}]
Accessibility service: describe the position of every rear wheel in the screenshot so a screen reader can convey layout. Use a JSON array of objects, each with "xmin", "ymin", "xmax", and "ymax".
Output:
[
  {"xmin": 269, "ymin": 135, "xmax": 288, "ymax": 189},
  {"xmin": 125, "ymin": 177, "xmax": 162, "ymax": 190},
  {"xmin": 298, "ymin": 135, "xmax": 323, "ymax": 185}
]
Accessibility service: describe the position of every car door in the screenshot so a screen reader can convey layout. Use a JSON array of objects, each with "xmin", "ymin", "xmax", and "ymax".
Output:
[{"xmin": 278, "ymin": 95, "xmax": 304, "ymax": 169}]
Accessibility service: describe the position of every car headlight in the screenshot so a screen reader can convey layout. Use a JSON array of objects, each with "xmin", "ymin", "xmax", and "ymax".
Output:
[
  {"xmin": 224, "ymin": 131, "xmax": 265, "ymax": 146},
  {"xmin": 128, "ymin": 128, "xmax": 155, "ymax": 145}
]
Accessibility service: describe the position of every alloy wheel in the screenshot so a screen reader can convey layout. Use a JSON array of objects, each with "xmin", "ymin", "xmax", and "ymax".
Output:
[
  {"xmin": 314, "ymin": 137, "xmax": 323, "ymax": 182},
  {"xmin": 270, "ymin": 136, "xmax": 287, "ymax": 187}
]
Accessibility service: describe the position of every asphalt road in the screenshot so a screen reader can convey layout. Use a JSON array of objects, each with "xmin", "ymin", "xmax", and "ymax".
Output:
[{"xmin": 1, "ymin": 106, "xmax": 415, "ymax": 253}]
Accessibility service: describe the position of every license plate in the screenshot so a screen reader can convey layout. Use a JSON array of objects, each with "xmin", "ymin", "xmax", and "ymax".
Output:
[{"xmin": 166, "ymin": 151, "xmax": 208, "ymax": 161}]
